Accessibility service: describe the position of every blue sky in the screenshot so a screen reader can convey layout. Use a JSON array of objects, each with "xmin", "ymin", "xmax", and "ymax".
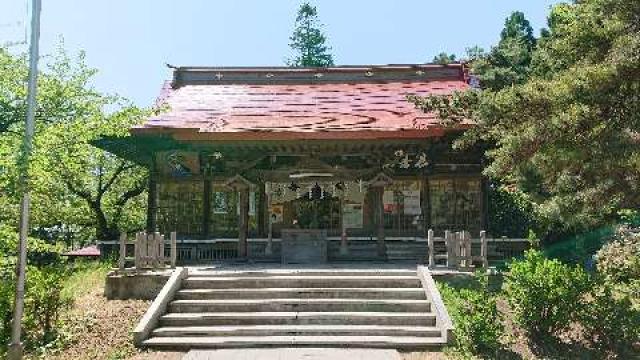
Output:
[{"xmin": 1, "ymin": 1, "xmax": 560, "ymax": 107}]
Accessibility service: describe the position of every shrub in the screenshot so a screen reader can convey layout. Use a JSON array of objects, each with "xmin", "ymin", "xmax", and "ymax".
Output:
[
  {"xmin": 504, "ymin": 249, "xmax": 589, "ymax": 339},
  {"xmin": 23, "ymin": 265, "xmax": 71, "ymax": 348},
  {"xmin": 596, "ymin": 226, "xmax": 640, "ymax": 284},
  {"xmin": 580, "ymin": 280, "xmax": 640, "ymax": 358},
  {"xmin": 438, "ymin": 273, "xmax": 505, "ymax": 358},
  {"xmin": 0, "ymin": 226, "xmax": 71, "ymax": 355}
]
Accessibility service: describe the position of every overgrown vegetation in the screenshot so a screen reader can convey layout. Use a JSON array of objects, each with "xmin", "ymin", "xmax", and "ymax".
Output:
[
  {"xmin": 579, "ymin": 280, "xmax": 640, "ymax": 357},
  {"xmin": 0, "ymin": 226, "xmax": 69, "ymax": 357},
  {"xmin": 438, "ymin": 273, "xmax": 505, "ymax": 359},
  {"xmin": 0, "ymin": 43, "xmax": 149, "ymax": 357},
  {"xmin": 504, "ymin": 250, "xmax": 589, "ymax": 339}
]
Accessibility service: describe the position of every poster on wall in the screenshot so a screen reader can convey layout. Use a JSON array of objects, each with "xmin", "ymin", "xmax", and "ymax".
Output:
[
  {"xmin": 383, "ymin": 191, "xmax": 398, "ymax": 214},
  {"xmin": 343, "ymin": 202, "xmax": 364, "ymax": 229},
  {"xmin": 270, "ymin": 204, "xmax": 284, "ymax": 224},
  {"xmin": 212, "ymin": 192, "xmax": 227, "ymax": 214},
  {"xmin": 403, "ymin": 190, "xmax": 421, "ymax": 215}
]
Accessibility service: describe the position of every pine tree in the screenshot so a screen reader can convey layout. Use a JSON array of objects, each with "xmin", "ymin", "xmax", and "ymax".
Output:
[
  {"xmin": 432, "ymin": 52, "xmax": 457, "ymax": 65},
  {"xmin": 469, "ymin": 11, "xmax": 537, "ymax": 91},
  {"xmin": 287, "ymin": 2, "xmax": 334, "ymax": 67}
]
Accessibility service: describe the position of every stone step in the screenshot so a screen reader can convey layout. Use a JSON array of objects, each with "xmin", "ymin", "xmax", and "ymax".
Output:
[
  {"xmin": 160, "ymin": 312, "xmax": 437, "ymax": 327},
  {"xmin": 169, "ymin": 299, "xmax": 431, "ymax": 313},
  {"xmin": 151, "ymin": 324, "xmax": 442, "ymax": 337},
  {"xmin": 142, "ymin": 335, "xmax": 445, "ymax": 349},
  {"xmin": 188, "ymin": 269, "xmax": 417, "ymax": 277},
  {"xmin": 182, "ymin": 276, "xmax": 421, "ymax": 289},
  {"xmin": 175, "ymin": 287, "xmax": 426, "ymax": 300}
]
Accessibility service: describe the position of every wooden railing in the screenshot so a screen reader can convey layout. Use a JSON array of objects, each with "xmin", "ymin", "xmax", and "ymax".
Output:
[
  {"xmin": 427, "ymin": 229, "xmax": 529, "ymax": 270},
  {"xmin": 118, "ymin": 231, "xmax": 177, "ymax": 270},
  {"xmin": 107, "ymin": 231, "xmax": 528, "ymax": 267}
]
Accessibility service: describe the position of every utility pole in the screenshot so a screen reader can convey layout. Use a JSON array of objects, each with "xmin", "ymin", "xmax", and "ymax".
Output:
[{"xmin": 8, "ymin": 0, "xmax": 41, "ymax": 359}]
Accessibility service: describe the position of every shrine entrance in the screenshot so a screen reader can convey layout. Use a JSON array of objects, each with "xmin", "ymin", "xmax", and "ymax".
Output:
[{"xmin": 288, "ymin": 187, "xmax": 340, "ymax": 230}]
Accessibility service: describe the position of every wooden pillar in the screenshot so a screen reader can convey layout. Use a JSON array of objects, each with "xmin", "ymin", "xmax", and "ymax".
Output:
[
  {"xmin": 238, "ymin": 189, "xmax": 249, "ymax": 258},
  {"xmin": 375, "ymin": 187, "xmax": 386, "ymax": 259},
  {"xmin": 481, "ymin": 177, "xmax": 490, "ymax": 233},
  {"xmin": 339, "ymin": 195, "xmax": 348, "ymax": 255},
  {"xmin": 203, "ymin": 179, "xmax": 211, "ymax": 238},
  {"xmin": 146, "ymin": 175, "xmax": 157, "ymax": 233},
  {"xmin": 265, "ymin": 183, "xmax": 273, "ymax": 256}
]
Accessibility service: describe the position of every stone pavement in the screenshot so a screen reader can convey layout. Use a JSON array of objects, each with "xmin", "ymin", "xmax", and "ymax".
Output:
[{"xmin": 182, "ymin": 348, "xmax": 402, "ymax": 360}]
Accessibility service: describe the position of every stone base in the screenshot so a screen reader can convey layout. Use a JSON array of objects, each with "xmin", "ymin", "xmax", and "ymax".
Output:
[
  {"xmin": 281, "ymin": 229, "xmax": 328, "ymax": 264},
  {"xmin": 104, "ymin": 270, "xmax": 171, "ymax": 300}
]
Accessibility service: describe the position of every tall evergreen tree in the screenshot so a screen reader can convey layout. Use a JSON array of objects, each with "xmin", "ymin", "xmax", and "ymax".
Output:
[
  {"xmin": 410, "ymin": 0, "xmax": 640, "ymax": 230},
  {"xmin": 432, "ymin": 52, "xmax": 457, "ymax": 65},
  {"xmin": 287, "ymin": 2, "xmax": 334, "ymax": 67},
  {"xmin": 469, "ymin": 11, "xmax": 537, "ymax": 91}
]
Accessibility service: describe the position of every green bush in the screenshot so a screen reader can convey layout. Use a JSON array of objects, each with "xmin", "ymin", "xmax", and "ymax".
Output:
[
  {"xmin": 596, "ymin": 226, "xmax": 640, "ymax": 284},
  {"xmin": 580, "ymin": 280, "xmax": 640, "ymax": 358},
  {"xmin": 0, "ymin": 226, "xmax": 71, "ymax": 356},
  {"xmin": 504, "ymin": 249, "xmax": 589, "ymax": 338},
  {"xmin": 438, "ymin": 274, "xmax": 505, "ymax": 358},
  {"xmin": 23, "ymin": 265, "xmax": 71, "ymax": 349}
]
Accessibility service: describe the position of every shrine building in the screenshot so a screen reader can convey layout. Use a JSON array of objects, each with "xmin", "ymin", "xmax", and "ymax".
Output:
[{"xmin": 96, "ymin": 63, "xmax": 487, "ymax": 263}]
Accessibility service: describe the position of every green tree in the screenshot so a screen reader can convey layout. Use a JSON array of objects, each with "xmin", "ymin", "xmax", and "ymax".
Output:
[
  {"xmin": 432, "ymin": 52, "xmax": 457, "ymax": 65},
  {"xmin": 409, "ymin": 0, "xmax": 640, "ymax": 231},
  {"xmin": 287, "ymin": 2, "xmax": 334, "ymax": 67},
  {"xmin": 468, "ymin": 11, "xmax": 537, "ymax": 91},
  {"xmin": 0, "ymin": 46, "xmax": 149, "ymax": 242}
]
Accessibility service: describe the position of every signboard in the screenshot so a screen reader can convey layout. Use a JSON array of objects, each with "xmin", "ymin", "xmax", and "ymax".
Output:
[
  {"xmin": 343, "ymin": 202, "xmax": 364, "ymax": 229},
  {"xmin": 403, "ymin": 190, "xmax": 421, "ymax": 215}
]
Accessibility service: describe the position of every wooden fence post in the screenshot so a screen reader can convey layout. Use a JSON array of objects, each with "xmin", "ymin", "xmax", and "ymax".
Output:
[
  {"xmin": 134, "ymin": 232, "xmax": 141, "ymax": 269},
  {"xmin": 427, "ymin": 229, "xmax": 434, "ymax": 268},
  {"xmin": 170, "ymin": 231, "xmax": 177, "ymax": 268},
  {"xmin": 444, "ymin": 230, "xmax": 453, "ymax": 268},
  {"xmin": 464, "ymin": 230, "xmax": 472, "ymax": 269},
  {"xmin": 159, "ymin": 234, "xmax": 165, "ymax": 268},
  {"xmin": 119, "ymin": 232, "xmax": 126, "ymax": 270},
  {"xmin": 480, "ymin": 230, "xmax": 488, "ymax": 268}
]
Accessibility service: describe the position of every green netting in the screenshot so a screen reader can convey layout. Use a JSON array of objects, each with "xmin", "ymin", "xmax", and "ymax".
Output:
[{"xmin": 543, "ymin": 225, "xmax": 615, "ymax": 267}]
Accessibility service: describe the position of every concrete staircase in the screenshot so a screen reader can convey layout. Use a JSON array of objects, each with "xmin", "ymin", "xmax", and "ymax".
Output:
[{"xmin": 139, "ymin": 268, "xmax": 451, "ymax": 349}]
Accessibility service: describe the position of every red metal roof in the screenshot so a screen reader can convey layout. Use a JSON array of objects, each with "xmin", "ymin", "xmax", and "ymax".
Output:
[
  {"xmin": 134, "ymin": 64, "xmax": 472, "ymax": 141},
  {"xmin": 63, "ymin": 245, "xmax": 100, "ymax": 257}
]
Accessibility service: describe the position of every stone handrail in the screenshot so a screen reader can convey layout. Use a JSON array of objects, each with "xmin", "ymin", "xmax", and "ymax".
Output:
[
  {"xmin": 417, "ymin": 265, "xmax": 454, "ymax": 343},
  {"xmin": 133, "ymin": 267, "xmax": 187, "ymax": 345}
]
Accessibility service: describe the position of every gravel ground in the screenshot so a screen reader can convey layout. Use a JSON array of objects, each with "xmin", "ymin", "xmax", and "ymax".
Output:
[{"xmin": 44, "ymin": 282, "xmax": 184, "ymax": 360}]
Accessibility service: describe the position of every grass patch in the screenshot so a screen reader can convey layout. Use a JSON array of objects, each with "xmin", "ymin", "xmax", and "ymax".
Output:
[{"xmin": 62, "ymin": 261, "xmax": 111, "ymax": 300}]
